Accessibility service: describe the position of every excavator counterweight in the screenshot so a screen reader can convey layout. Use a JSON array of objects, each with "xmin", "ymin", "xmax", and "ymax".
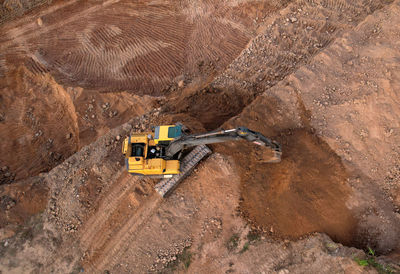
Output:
[{"xmin": 122, "ymin": 125, "xmax": 281, "ymax": 197}]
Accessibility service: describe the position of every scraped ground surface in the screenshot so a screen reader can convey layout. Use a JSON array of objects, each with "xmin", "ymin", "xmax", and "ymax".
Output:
[{"xmin": 0, "ymin": 0, "xmax": 400, "ymax": 273}]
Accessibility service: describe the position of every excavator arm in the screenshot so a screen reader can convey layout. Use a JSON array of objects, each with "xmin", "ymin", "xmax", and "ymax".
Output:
[
  {"xmin": 165, "ymin": 127, "xmax": 282, "ymax": 163},
  {"xmin": 124, "ymin": 125, "xmax": 282, "ymax": 197}
]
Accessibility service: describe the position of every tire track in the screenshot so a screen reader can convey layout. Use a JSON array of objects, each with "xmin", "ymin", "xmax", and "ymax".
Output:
[
  {"xmin": 1, "ymin": 1, "xmax": 263, "ymax": 94},
  {"xmin": 80, "ymin": 172, "xmax": 140, "ymax": 247},
  {"xmin": 83, "ymin": 193, "xmax": 162, "ymax": 272},
  {"xmin": 0, "ymin": 0, "xmax": 121, "ymax": 51}
]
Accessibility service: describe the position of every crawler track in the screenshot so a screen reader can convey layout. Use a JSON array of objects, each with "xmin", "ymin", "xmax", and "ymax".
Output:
[{"xmin": 155, "ymin": 145, "xmax": 212, "ymax": 197}]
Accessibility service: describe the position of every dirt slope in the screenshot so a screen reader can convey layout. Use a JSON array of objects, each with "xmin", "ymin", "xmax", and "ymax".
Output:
[
  {"xmin": 0, "ymin": 117, "xmax": 375, "ymax": 273},
  {"xmin": 0, "ymin": 0, "xmax": 288, "ymax": 93},
  {"xmin": 0, "ymin": 66, "xmax": 156, "ymax": 184},
  {"xmin": 0, "ymin": 0, "xmax": 51, "ymax": 24},
  {"xmin": 220, "ymin": 0, "xmax": 400, "ymax": 254},
  {"xmin": 217, "ymin": 130, "xmax": 357, "ymax": 245},
  {"xmin": 0, "ymin": 0, "xmax": 287, "ymax": 199},
  {"xmin": 167, "ymin": 0, "xmax": 391, "ymax": 129},
  {"xmin": 0, "ymin": 67, "xmax": 79, "ymax": 181}
]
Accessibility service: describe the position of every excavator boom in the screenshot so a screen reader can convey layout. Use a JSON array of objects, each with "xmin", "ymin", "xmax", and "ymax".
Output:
[{"xmin": 165, "ymin": 127, "xmax": 281, "ymax": 162}]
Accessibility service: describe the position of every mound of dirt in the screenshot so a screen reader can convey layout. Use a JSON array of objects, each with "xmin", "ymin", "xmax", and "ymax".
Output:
[
  {"xmin": 0, "ymin": 65, "xmax": 156, "ymax": 183},
  {"xmin": 0, "ymin": 66, "xmax": 79, "ymax": 181},
  {"xmin": 218, "ymin": 0, "xmax": 400, "ymax": 254},
  {"xmin": 0, "ymin": 177, "xmax": 48, "ymax": 228},
  {"xmin": 236, "ymin": 129, "xmax": 356, "ymax": 245}
]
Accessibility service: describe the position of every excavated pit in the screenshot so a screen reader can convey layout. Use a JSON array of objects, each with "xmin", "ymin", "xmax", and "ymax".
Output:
[
  {"xmin": 0, "ymin": 0, "xmax": 287, "ymax": 183},
  {"xmin": 237, "ymin": 129, "xmax": 356, "ymax": 245},
  {"xmin": 0, "ymin": 66, "xmax": 156, "ymax": 183},
  {"xmin": 0, "ymin": 0, "xmax": 289, "ymax": 231}
]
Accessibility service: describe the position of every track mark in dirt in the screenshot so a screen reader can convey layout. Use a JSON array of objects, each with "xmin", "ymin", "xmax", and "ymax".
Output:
[
  {"xmin": 80, "ymin": 171, "xmax": 160, "ymax": 272},
  {"xmin": 84, "ymin": 194, "xmax": 162, "ymax": 272},
  {"xmin": 0, "ymin": 1, "xmax": 277, "ymax": 94},
  {"xmin": 0, "ymin": 0, "xmax": 121, "ymax": 49},
  {"xmin": 237, "ymin": 129, "xmax": 356, "ymax": 245},
  {"xmin": 80, "ymin": 172, "xmax": 140, "ymax": 248}
]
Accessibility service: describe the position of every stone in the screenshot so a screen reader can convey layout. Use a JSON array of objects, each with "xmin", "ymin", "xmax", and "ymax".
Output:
[
  {"xmin": 325, "ymin": 242, "xmax": 339, "ymax": 254},
  {"xmin": 278, "ymin": 269, "xmax": 289, "ymax": 274}
]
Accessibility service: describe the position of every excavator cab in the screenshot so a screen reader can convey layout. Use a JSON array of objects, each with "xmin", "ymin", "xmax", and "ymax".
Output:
[
  {"xmin": 122, "ymin": 125, "xmax": 181, "ymax": 177},
  {"xmin": 153, "ymin": 125, "xmax": 182, "ymax": 145}
]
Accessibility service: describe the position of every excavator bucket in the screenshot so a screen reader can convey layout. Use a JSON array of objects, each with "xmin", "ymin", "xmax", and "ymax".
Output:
[
  {"xmin": 265, "ymin": 141, "xmax": 282, "ymax": 163},
  {"xmin": 154, "ymin": 145, "xmax": 212, "ymax": 197},
  {"xmin": 266, "ymin": 149, "xmax": 282, "ymax": 163}
]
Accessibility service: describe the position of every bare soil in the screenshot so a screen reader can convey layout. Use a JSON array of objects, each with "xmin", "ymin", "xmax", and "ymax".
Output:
[
  {"xmin": 219, "ymin": 0, "xmax": 400, "ymax": 254},
  {"xmin": 0, "ymin": 0, "xmax": 400, "ymax": 273},
  {"xmin": 225, "ymin": 129, "xmax": 357, "ymax": 245}
]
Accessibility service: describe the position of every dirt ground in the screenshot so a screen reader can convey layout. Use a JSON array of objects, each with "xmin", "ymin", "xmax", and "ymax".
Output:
[
  {"xmin": 218, "ymin": 129, "xmax": 358, "ymax": 245},
  {"xmin": 0, "ymin": 0, "xmax": 400, "ymax": 273},
  {"xmin": 220, "ymin": 0, "xmax": 400, "ymax": 253}
]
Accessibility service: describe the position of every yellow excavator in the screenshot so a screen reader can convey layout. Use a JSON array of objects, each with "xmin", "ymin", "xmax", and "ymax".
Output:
[{"xmin": 122, "ymin": 124, "xmax": 281, "ymax": 197}]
